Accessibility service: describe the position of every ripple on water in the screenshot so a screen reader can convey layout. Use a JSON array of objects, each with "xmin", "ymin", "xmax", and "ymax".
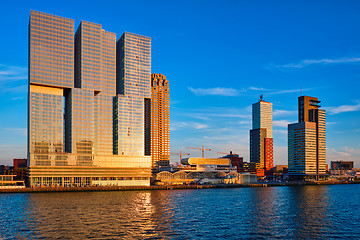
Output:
[{"xmin": 0, "ymin": 185, "xmax": 360, "ymax": 239}]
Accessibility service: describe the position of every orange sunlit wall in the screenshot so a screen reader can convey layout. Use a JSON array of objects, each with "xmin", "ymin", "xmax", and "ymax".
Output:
[{"xmin": 265, "ymin": 138, "xmax": 274, "ymax": 174}]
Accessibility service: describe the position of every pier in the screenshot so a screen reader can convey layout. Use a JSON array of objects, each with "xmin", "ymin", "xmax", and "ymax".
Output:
[{"xmin": 1, "ymin": 181, "xmax": 359, "ymax": 194}]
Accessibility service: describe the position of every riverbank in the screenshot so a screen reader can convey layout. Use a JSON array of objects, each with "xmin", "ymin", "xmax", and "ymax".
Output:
[{"xmin": 1, "ymin": 181, "xmax": 359, "ymax": 194}]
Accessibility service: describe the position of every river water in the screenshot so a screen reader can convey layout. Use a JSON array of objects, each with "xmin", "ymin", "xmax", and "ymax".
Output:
[{"xmin": 0, "ymin": 184, "xmax": 360, "ymax": 239}]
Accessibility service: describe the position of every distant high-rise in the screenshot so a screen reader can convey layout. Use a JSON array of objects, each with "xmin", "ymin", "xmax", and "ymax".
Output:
[
  {"xmin": 288, "ymin": 96, "xmax": 326, "ymax": 180},
  {"xmin": 250, "ymin": 96, "xmax": 273, "ymax": 176},
  {"xmin": 28, "ymin": 10, "xmax": 152, "ymax": 187},
  {"xmin": 150, "ymin": 73, "xmax": 170, "ymax": 170}
]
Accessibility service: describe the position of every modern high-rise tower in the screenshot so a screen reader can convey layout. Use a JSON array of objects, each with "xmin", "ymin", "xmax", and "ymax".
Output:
[
  {"xmin": 288, "ymin": 96, "xmax": 326, "ymax": 180},
  {"xmin": 28, "ymin": 10, "xmax": 152, "ymax": 187},
  {"xmin": 114, "ymin": 32, "xmax": 151, "ymax": 156},
  {"xmin": 149, "ymin": 74, "xmax": 170, "ymax": 171},
  {"xmin": 250, "ymin": 96, "xmax": 273, "ymax": 176}
]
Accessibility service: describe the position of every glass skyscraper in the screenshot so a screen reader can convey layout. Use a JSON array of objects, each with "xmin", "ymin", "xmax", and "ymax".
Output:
[
  {"xmin": 28, "ymin": 10, "xmax": 152, "ymax": 187},
  {"xmin": 114, "ymin": 32, "xmax": 151, "ymax": 156},
  {"xmin": 250, "ymin": 96, "xmax": 274, "ymax": 176},
  {"xmin": 288, "ymin": 96, "xmax": 327, "ymax": 180},
  {"xmin": 28, "ymin": 11, "xmax": 74, "ymax": 169}
]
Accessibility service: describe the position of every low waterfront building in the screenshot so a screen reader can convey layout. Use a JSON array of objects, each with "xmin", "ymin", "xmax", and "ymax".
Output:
[
  {"xmin": 154, "ymin": 157, "xmax": 257, "ymax": 185},
  {"xmin": 275, "ymin": 165, "xmax": 288, "ymax": 172},
  {"xmin": 331, "ymin": 161, "xmax": 354, "ymax": 170},
  {"xmin": 0, "ymin": 175, "xmax": 25, "ymax": 189},
  {"xmin": 13, "ymin": 159, "xmax": 27, "ymax": 169},
  {"xmin": 155, "ymin": 171, "xmax": 257, "ymax": 185},
  {"xmin": 180, "ymin": 157, "xmax": 236, "ymax": 172},
  {"xmin": 220, "ymin": 152, "xmax": 243, "ymax": 172}
]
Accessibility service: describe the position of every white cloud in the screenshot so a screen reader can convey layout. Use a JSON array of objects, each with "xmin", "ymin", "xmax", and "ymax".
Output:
[
  {"xmin": 273, "ymin": 110, "xmax": 297, "ymax": 117},
  {"xmin": 170, "ymin": 121, "xmax": 209, "ymax": 131},
  {"xmin": 209, "ymin": 113, "xmax": 251, "ymax": 118},
  {"xmin": 2, "ymin": 84, "xmax": 27, "ymax": 93},
  {"xmin": 238, "ymin": 121, "xmax": 251, "ymax": 125},
  {"xmin": 247, "ymin": 87, "xmax": 268, "ymax": 91},
  {"xmin": 242, "ymin": 86, "xmax": 313, "ymax": 95},
  {"xmin": 325, "ymin": 103, "xmax": 360, "ymax": 115},
  {"xmin": 327, "ymin": 147, "xmax": 360, "ymax": 166},
  {"xmin": 11, "ymin": 96, "xmax": 25, "ymax": 100},
  {"xmin": 273, "ymin": 120, "xmax": 290, "ymax": 127},
  {"xmin": 184, "ymin": 107, "xmax": 251, "ymax": 120},
  {"xmin": 270, "ymin": 57, "xmax": 360, "ymax": 69},
  {"xmin": 203, "ymin": 135, "xmax": 245, "ymax": 142},
  {"xmin": 274, "ymin": 129, "xmax": 287, "ymax": 135},
  {"xmin": 193, "ymin": 123, "xmax": 209, "ymax": 129},
  {"xmin": 267, "ymin": 88, "xmax": 313, "ymax": 95},
  {"xmin": 0, "ymin": 64, "xmax": 27, "ymax": 83},
  {"xmin": 170, "ymin": 100, "xmax": 181, "ymax": 105},
  {"xmin": 188, "ymin": 87, "xmax": 239, "ymax": 96},
  {"xmin": 5, "ymin": 128, "xmax": 27, "ymax": 137},
  {"xmin": 188, "ymin": 85, "xmax": 315, "ymax": 97}
]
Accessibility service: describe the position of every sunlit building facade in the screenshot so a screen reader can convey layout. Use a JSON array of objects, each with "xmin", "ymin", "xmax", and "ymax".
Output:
[
  {"xmin": 250, "ymin": 97, "xmax": 273, "ymax": 176},
  {"xmin": 288, "ymin": 96, "xmax": 326, "ymax": 180},
  {"xmin": 150, "ymin": 74, "xmax": 170, "ymax": 170},
  {"xmin": 28, "ymin": 10, "xmax": 152, "ymax": 187},
  {"xmin": 114, "ymin": 32, "xmax": 151, "ymax": 156},
  {"xmin": 72, "ymin": 20, "xmax": 116, "ymax": 157},
  {"xmin": 28, "ymin": 11, "xmax": 74, "ymax": 168}
]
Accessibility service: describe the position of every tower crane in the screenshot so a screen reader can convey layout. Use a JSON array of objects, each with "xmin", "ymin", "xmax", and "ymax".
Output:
[
  {"xmin": 170, "ymin": 151, "xmax": 190, "ymax": 166},
  {"xmin": 187, "ymin": 145, "xmax": 211, "ymax": 158}
]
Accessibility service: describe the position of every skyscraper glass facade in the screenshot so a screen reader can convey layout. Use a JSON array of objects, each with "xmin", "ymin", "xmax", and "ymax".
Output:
[
  {"xmin": 288, "ymin": 122, "xmax": 317, "ymax": 175},
  {"xmin": 28, "ymin": 10, "xmax": 73, "ymax": 168},
  {"xmin": 288, "ymin": 96, "xmax": 326, "ymax": 180},
  {"xmin": 29, "ymin": 85, "xmax": 64, "ymax": 166},
  {"xmin": 114, "ymin": 32, "xmax": 151, "ymax": 156},
  {"xmin": 28, "ymin": 11, "xmax": 152, "ymax": 187},
  {"xmin": 74, "ymin": 20, "xmax": 116, "ymax": 156},
  {"xmin": 29, "ymin": 10, "xmax": 74, "ymax": 88},
  {"xmin": 252, "ymin": 101, "xmax": 273, "ymax": 138},
  {"xmin": 250, "ymin": 99, "xmax": 273, "ymax": 174}
]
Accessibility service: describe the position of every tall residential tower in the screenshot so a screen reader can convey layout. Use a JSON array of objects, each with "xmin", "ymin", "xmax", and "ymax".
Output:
[
  {"xmin": 150, "ymin": 73, "xmax": 170, "ymax": 171},
  {"xmin": 250, "ymin": 96, "xmax": 273, "ymax": 176},
  {"xmin": 288, "ymin": 96, "xmax": 326, "ymax": 180}
]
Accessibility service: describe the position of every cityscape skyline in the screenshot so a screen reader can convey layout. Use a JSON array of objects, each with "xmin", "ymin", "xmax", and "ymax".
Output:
[{"xmin": 1, "ymin": 1, "xmax": 360, "ymax": 167}]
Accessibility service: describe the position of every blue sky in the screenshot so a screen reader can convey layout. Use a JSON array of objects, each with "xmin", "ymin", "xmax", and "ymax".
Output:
[{"xmin": 0, "ymin": 0, "xmax": 360, "ymax": 166}]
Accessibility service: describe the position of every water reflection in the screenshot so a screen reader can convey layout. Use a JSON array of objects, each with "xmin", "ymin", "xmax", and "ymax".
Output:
[
  {"xmin": 239, "ymin": 186, "xmax": 331, "ymax": 239},
  {"xmin": 25, "ymin": 191, "xmax": 179, "ymax": 239},
  {"xmin": 248, "ymin": 187, "xmax": 278, "ymax": 238},
  {"xmin": 286, "ymin": 186, "xmax": 331, "ymax": 239},
  {"xmin": 1, "ymin": 185, "xmax": 360, "ymax": 239}
]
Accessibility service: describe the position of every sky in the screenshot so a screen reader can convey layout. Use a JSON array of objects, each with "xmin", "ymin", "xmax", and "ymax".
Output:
[{"xmin": 0, "ymin": 0, "xmax": 360, "ymax": 166}]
